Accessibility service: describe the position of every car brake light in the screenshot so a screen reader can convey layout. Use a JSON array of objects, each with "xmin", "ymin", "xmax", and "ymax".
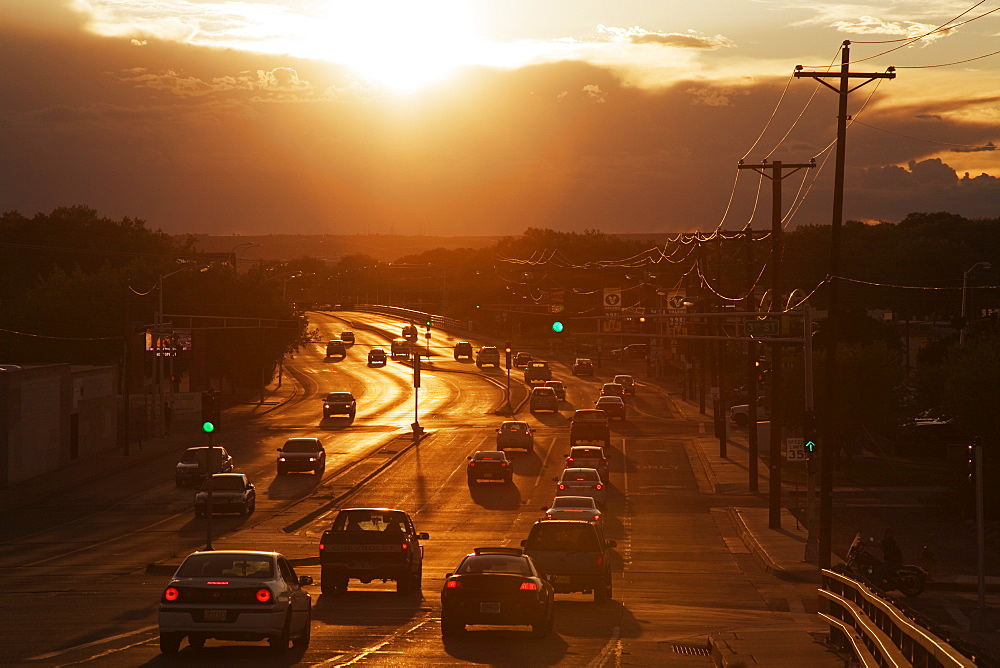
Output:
[
  {"xmin": 469, "ymin": 462, "xmax": 475, "ymax": 467},
  {"xmin": 256, "ymin": 588, "xmax": 272, "ymax": 603},
  {"xmin": 501, "ymin": 462, "xmax": 508, "ymax": 467},
  {"xmin": 206, "ymin": 581, "xmax": 229, "ymax": 585},
  {"xmin": 401, "ymin": 543, "xmax": 409, "ymax": 550},
  {"xmin": 594, "ymin": 484, "xmax": 603, "ymax": 490},
  {"xmin": 558, "ymin": 484, "xmax": 565, "ymax": 490},
  {"xmin": 319, "ymin": 543, "xmax": 325, "ymax": 551},
  {"xmin": 163, "ymin": 587, "xmax": 179, "ymax": 601},
  {"xmin": 519, "ymin": 582, "xmax": 538, "ymax": 591},
  {"xmin": 496, "ymin": 429, "xmax": 502, "ymax": 434},
  {"xmin": 566, "ymin": 457, "xmax": 574, "ymax": 462},
  {"xmin": 445, "ymin": 580, "xmax": 461, "ymax": 588},
  {"xmin": 595, "ymin": 555, "xmax": 604, "ymax": 568},
  {"xmin": 546, "ymin": 513, "xmax": 553, "ymax": 519},
  {"xmin": 593, "ymin": 514, "xmax": 601, "ymax": 521}
]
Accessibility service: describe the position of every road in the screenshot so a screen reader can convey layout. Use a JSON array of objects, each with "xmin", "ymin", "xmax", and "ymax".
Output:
[{"xmin": 0, "ymin": 312, "xmax": 832, "ymax": 665}]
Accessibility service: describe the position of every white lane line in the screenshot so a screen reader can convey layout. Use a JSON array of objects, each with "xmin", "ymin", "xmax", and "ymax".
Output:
[
  {"xmin": 586, "ymin": 625, "xmax": 621, "ymax": 668},
  {"xmin": 27, "ymin": 625, "xmax": 157, "ymax": 661},
  {"xmin": 321, "ymin": 618, "xmax": 431, "ymax": 666}
]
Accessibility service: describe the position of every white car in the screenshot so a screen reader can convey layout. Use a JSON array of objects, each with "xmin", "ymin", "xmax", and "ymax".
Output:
[
  {"xmin": 730, "ymin": 401, "xmax": 769, "ymax": 427},
  {"xmin": 553, "ymin": 467, "xmax": 607, "ymax": 508},
  {"xmin": 541, "ymin": 495, "xmax": 603, "ymax": 526},
  {"xmin": 158, "ymin": 550, "xmax": 313, "ymax": 654}
]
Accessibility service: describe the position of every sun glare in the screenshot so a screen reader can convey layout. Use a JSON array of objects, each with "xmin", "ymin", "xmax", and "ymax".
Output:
[{"xmin": 316, "ymin": 0, "xmax": 482, "ymax": 92}]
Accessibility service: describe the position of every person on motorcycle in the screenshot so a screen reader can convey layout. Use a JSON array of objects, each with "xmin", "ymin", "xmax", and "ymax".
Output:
[{"xmin": 875, "ymin": 528, "xmax": 903, "ymax": 587}]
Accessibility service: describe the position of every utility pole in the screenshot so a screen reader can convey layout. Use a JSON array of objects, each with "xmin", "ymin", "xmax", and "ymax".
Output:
[
  {"xmin": 739, "ymin": 159, "xmax": 815, "ymax": 529},
  {"xmin": 744, "ymin": 227, "xmax": 759, "ymax": 493},
  {"xmin": 795, "ymin": 41, "xmax": 895, "ymax": 567}
]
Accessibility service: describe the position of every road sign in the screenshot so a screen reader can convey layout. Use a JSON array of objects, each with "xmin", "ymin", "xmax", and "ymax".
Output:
[
  {"xmin": 603, "ymin": 288, "xmax": 622, "ymax": 311},
  {"xmin": 786, "ymin": 437, "xmax": 805, "ymax": 461},
  {"xmin": 601, "ymin": 319, "xmax": 622, "ymax": 333},
  {"xmin": 667, "ymin": 292, "xmax": 686, "ymax": 310},
  {"xmin": 745, "ymin": 318, "xmax": 780, "ymax": 337}
]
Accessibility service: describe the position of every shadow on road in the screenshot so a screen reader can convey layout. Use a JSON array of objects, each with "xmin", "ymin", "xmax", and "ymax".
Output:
[{"xmin": 468, "ymin": 480, "xmax": 522, "ymax": 510}]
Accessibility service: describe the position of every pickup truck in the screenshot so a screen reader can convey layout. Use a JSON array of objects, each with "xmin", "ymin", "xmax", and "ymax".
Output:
[
  {"xmin": 318, "ymin": 508, "xmax": 428, "ymax": 595},
  {"xmin": 523, "ymin": 361, "xmax": 552, "ymax": 384}
]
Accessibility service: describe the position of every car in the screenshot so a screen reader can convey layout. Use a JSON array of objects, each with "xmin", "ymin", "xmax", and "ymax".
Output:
[
  {"xmin": 391, "ymin": 338, "xmax": 411, "ymax": 360},
  {"xmin": 520, "ymin": 520, "xmax": 616, "ymax": 602},
  {"xmin": 158, "ymin": 549, "xmax": 313, "ymax": 654},
  {"xmin": 323, "ymin": 391, "xmax": 356, "ymax": 419},
  {"xmin": 569, "ymin": 409, "xmax": 610, "ymax": 446},
  {"xmin": 368, "ymin": 348, "xmax": 388, "ymax": 366},
  {"xmin": 340, "ymin": 331, "xmax": 355, "ymax": 345},
  {"xmin": 513, "ymin": 351, "xmax": 533, "ymax": 368},
  {"xmin": 541, "ymin": 495, "xmax": 603, "ymax": 525},
  {"xmin": 529, "ymin": 386, "xmax": 559, "ymax": 412},
  {"xmin": 600, "ymin": 382, "xmax": 626, "ymax": 399},
  {"xmin": 553, "ymin": 467, "xmax": 607, "ymax": 507},
  {"xmin": 572, "ymin": 358, "xmax": 595, "ymax": 376},
  {"xmin": 565, "ymin": 445, "xmax": 610, "ymax": 480},
  {"xmin": 595, "ymin": 396, "xmax": 626, "ymax": 421},
  {"xmin": 612, "ymin": 374, "xmax": 636, "ymax": 396},
  {"xmin": 467, "ymin": 450, "xmax": 514, "ymax": 484},
  {"xmin": 194, "ymin": 473, "xmax": 256, "ymax": 516},
  {"xmin": 175, "ymin": 446, "xmax": 233, "ymax": 487},
  {"xmin": 401, "ymin": 324, "xmax": 418, "ymax": 342},
  {"xmin": 440, "ymin": 547, "xmax": 554, "ymax": 636},
  {"xmin": 476, "ymin": 346, "xmax": 501, "ymax": 368},
  {"xmin": 543, "ymin": 380, "xmax": 566, "ymax": 401},
  {"xmin": 326, "ymin": 339, "xmax": 347, "ymax": 358},
  {"xmin": 454, "ymin": 341, "xmax": 474, "ymax": 360},
  {"xmin": 276, "ymin": 437, "xmax": 325, "ymax": 476},
  {"xmin": 496, "ymin": 421, "xmax": 534, "ymax": 452},
  {"xmin": 730, "ymin": 400, "xmax": 769, "ymax": 427},
  {"xmin": 523, "ymin": 361, "xmax": 552, "ymax": 384}
]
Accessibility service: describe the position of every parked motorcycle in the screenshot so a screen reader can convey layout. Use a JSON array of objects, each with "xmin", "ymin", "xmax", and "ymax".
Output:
[{"xmin": 843, "ymin": 532, "xmax": 927, "ymax": 597}]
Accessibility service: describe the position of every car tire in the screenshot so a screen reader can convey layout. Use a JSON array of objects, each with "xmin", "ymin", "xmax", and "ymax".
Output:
[
  {"xmin": 292, "ymin": 611, "xmax": 311, "ymax": 649},
  {"xmin": 195, "ymin": 508, "xmax": 205, "ymax": 518},
  {"xmin": 269, "ymin": 615, "xmax": 291, "ymax": 652},
  {"xmin": 240, "ymin": 501, "xmax": 250, "ymax": 516},
  {"xmin": 349, "ymin": 411, "xmax": 356, "ymax": 419},
  {"xmin": 396, "ymin": 574, "xmax": 412, "ymax": 595},
  {"xmin": 734, "ymin": 414, "xmax": 748, "ymax": 428},
  {"xmin": 315, "ymin": 465, "xmax": 324, "ymax": 475},
  {"xmin": 441, "ymin": 613, "xmax": 465, "ymax": 637},
  {"xmin": 532, "ymin": 606, "xmax": 554, "ymax": 636},
  {"xmin": 188, "ymin": 634, "xmax": 205, "ymax": 650},
  {"xmin": 277, "ymin": 467, "xmax": 287, "ymax": 477},
  {"xmin": 159, "ymin": 632, "xmax": 182, "ymax": 655},
  {"xmin": 594, "ymin": 581, "xmax": 612, "ymax": 603}
]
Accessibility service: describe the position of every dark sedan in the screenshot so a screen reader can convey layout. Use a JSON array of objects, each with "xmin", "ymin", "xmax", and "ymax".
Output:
[
  {"xmin": 276, "ymin": 437, "xmax": 326, "ymax": 476},
  {"xmin": 467, "ymin": 451, "xmax": 513, "ymax": 484},
  {"xmin": 440, "ymin": 547, "xmax": 554, "ymax": 636}
]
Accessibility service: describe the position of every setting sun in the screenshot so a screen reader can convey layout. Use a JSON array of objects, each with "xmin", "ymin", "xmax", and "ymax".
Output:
[{"xmin": 314, "ymin": 0, "xmax": 483, "ymax": 91}]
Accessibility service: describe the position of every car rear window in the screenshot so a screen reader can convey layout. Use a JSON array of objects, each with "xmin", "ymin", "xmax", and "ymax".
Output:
[
  {"xmin": 177, "ymin": 553, "xmax": 274, "ymax": 579},
  {"xmin": 532, "ymin": 388, "xmax": 555, "ymax": 395},
  {"xmin": 474, "ymin": 451, "xmax": 504, "ymax": 460},
  {"xmin": 574, "ymin": 411, "xmax": 606, "ymax": 422},
  {"xmin": 333, "ymin": 510, "xmax": 409, "ymax": 532},
  {"xmin": 502, "ymin": 422, "xmax": 527, "ymax": 431},
  {"xmin": 457, "ymin": 555, "xmax": 531, "ymax": 575},
  {"xmin": 570, "ymin": 447, "xmax": 603, "ymax": 458},
  {"xmin": 552, "ymin": 496, "xmax": 595, "ymax": 508},
  {"xmin": 562, "ymin": 469, "xmax": 599, "ymax": 481},
  {"xmin": 525, "ymin": 524, "xmax": 600, "ymax": 551}
]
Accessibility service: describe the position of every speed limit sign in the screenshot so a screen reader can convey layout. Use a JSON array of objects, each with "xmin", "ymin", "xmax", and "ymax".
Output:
[{"xmin": 785, "ymin": 437, "xmax": 805, "ymax": 461}]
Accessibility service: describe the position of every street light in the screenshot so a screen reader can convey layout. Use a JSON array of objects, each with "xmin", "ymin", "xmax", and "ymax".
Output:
[{"xmin": 960, "ymin": 262, "xmax": 991, "ymax": 346}]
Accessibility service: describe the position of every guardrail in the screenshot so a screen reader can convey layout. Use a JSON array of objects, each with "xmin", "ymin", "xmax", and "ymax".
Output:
[{"xmin": 820, "ymin": 569, "xmax": 977, "ymax": 667}]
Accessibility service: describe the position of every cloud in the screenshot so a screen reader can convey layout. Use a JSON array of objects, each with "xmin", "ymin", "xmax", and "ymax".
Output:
[
  {"xmin": 582, "ymin": 84, "xmax": 606, "ymax": 103},
  {"xmin": 953, "ymin": 142, "xmax": 997, "ymax": 153},
  {"xmin": 830, "ymin": 15, "xmax": 942, "ymax": 41},
  {"xmin": 597, "ymin": 25, "xmax": 734, "ymax": 50}
]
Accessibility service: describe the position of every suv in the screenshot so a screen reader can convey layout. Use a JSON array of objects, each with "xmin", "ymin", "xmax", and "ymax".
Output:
[
  {"xmin": 175, "ymin": 446, "xmax": 233, "ymax": 487},
  {"xmin": 323, "ymin": 391, "xmax": 357, "ymax": 418},
  {"xmin": 612, "ymin": 375, "xmax": 635, "ymax": 396},
  {"xmin": 476, "ymin": 346, "xmax": 501, "ymax": 368},
  {"xmin": 572, "ymin": 358, "xmax": 595, "ymax": 376},
  {"xmin": 569, "ymin": 409, "xmax": 610, "ymax": 447},
  {"xmin": 610, "ymin": 343, "xmax": 647, "ymax": 361},
  {"xmin": 277, "ymin": 437, "xmax": 326, "ymax": 476},
  {"xmin": 521, "ymin": 520, "xmax": 616, "ymax": 602},
  {"xmin": 326, "ymin": 339, "xmax": 347, "ymax": 358},
  {"xmin": 340, "ymin": 331, "xmax": 355, "ymax": 345},
  {"xmin": 454, "ymin": 342, "xmax": 474, "ymax": 360},
  {"xmin": 513, "ymin": 352, "xmax": 532, "ymax": 368},
  {"xmin": 529, "ymin": 386, "xmax": 559, "ymax": 412},
  {"xmin": 368, "ymin": 348, "xmax": 387, "ymax": 366},
  {"xmin": 523, "ymin": 361, "xmax": 552, "ymax": 384}
]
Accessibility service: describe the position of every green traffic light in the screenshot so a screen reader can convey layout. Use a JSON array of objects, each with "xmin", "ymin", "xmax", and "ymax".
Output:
[
  {"xmin": 202, "ymin": 421, "xmax": 216, "ymax": 434},
  {"xmin": 551, "ymin": 321, "xmax": 564, "ymax": 333}
]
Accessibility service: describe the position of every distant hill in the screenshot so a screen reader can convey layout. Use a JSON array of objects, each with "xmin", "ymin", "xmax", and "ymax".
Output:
[{"xmin": 186, "ymin": 232, "xmax": 681, "ymax": 264}]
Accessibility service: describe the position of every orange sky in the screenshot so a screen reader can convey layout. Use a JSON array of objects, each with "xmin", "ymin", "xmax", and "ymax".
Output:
[{"xmin": 1, "ymin": 2, "xmax": 997, "ymax": 236}]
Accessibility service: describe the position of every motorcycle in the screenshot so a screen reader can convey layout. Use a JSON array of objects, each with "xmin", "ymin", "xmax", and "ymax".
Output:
[{"xmin": 843, "ymin": 532, "xmax": 927, "ymax": 597}]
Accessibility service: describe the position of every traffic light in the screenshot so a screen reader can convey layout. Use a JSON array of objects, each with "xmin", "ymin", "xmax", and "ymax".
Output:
[
  {"xmin": 803, "ymin": 411, "xmax": 818, "ymax": 461},
  {"xmin": 201, "ymin": 391, "xmax": 220, "ymax": 433},
  {"xmin": 504, "ymin": 341, "xmax": 512, "ymax": 370},
  {"xmin": 551, "ymin": 321, "xmax": 564, "ymax": 333},
  {"xmin": 754, "ymin": 358, "xmax": 767, "ymax": 383}
]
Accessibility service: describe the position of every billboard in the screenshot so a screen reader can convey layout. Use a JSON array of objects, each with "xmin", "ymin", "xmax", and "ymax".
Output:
[{"xmin": 145, "ymin": 328, "xmax": 192, "ymax": 356}]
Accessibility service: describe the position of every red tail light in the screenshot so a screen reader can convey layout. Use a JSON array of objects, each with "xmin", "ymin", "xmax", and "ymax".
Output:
[
  {"xmin": 566, "ymin": 457, "xmax": 574, "ymax": 463},
  {"xmin": 496, "ymin": 429, "xmax": 502, "ymax": 434},
  {"xmin": 546, "ymin": 513, "xmax": 553, "ymax": 519},
  {"xmin": 558, "ymin": 484, "xmax": 566, "ymax": 490},
  {"xmin": 594, "ymin": 484, "xmax": 603, "ymax": 490},
  {"xmin": 519, "ymin": 581, "xmax": 538, "ymax": 591},
  {"xmin": 501, "ymin": 462, "xmax": 508, "ymax": 467},
  {"xmin": 206, "ymin": 581, "xmax": 229, "ymax": 585},
  {"xmin": 595, "ymin": 555, "xmax": 604, "ymax": 568},
  {"xmin": 255, "ymin": 588, "xmax": 272, "ymax": 603},
  {"xmin": 593, "ymin": 514, "xmax": 601, "ymax": 521},
  {"xmin": 401, "ymin": 543, "xmax": 409, "ymax": 550},
  {"xmin": 445, "ymin": 579, "xmax": 461, "ymax": 588},
  {"xmin": 319, "ymin": 543, "xmax": 325, "ymax": 551},
  {"xmin": 469, "ymin": 462, "xmax": 475, "ymax": 467},
  {"xmin": 163, "ymin": 587, "xmax": 179, "ymax": 601}
]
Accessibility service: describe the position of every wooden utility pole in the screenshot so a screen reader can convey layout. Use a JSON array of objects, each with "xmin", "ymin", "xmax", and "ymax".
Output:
[
  {"xmin": 738, "ymin": 159, "xmax": 815, "ymax": 529},
  {"xmin": 744, "ymin": 228, "xmax": 759, "ymax": 493},
  {"xmin": 794, "ymin": 41, "xmax": 895, "ymax": 567}
]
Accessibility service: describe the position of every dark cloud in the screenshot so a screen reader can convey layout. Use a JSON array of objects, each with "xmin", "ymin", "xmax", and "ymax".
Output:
[
  {"xmin": 0, "ymin": 12, "xmax": 996, "ymax": 237},
  {"xmin": 953, "ymin": 142, "xmax": 996, "ymax": 153}
]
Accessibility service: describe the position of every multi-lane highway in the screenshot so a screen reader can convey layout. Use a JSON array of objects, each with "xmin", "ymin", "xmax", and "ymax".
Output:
[{"xmin": 0, "ymin": 311, "xmax": 826, "ymax": 666}]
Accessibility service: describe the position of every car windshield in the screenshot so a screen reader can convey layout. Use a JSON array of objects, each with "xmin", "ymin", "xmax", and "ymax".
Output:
[
  {"xmin": 457, "ymin": 555, "xmax": 531, "ymax": 575},
  {"xmin": 326, "ymin": 393, "xmax": 352, "ymax": 402},
  {"xmin": 201, "ymin": 476, "xmax": 244, "ymax": 491},
  {"xmin": 282, "ymin": 440, "xmax": 320, "ymax": 453},
  {"xmin": 177, "ymin": 553, "xmax": 274, "ymax": 579},
  {"xmin": 562, "ymin": 469, "xmax": 598, "ymax": 481},
  {"xmin": 332, "ymin": 510, "xmax": 409, "ymax": 532},
  {"xmin": 552, "ymin": 496, "xmax": 596, "ymax": 509},
  {"xmin": 525, "ymin": 524, "xmax": 600, "ymax": 551}
]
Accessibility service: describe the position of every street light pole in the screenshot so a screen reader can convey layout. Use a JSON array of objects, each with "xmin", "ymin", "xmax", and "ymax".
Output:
[{"xmin": 960, "ymin": 262, "xmax": 991, "ymax": 346}]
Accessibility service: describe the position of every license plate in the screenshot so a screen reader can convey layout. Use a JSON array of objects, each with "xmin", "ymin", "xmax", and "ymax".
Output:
[
  {"xmin": 203, "ymin": 609, "xmax": 227, "ymax": 622},
  {"xmin": 480, "ymin": 602, "xmax": 500, "ymax": 614}
]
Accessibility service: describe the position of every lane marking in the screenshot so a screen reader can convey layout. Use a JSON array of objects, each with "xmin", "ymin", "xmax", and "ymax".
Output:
[
  {"xmin": 27, "ymin": 625, "xmax": 157, "ymax": 661},
  {"xmin": 321, "ymin": 618, "xmax": 431, "ymax": 666}
]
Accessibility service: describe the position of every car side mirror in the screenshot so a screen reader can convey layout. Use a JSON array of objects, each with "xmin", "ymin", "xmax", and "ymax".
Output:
[
  {"xmin": 445, "ymin": 572, "xmax": 453, "ymax": 578},
  {"xmin": 520, "ymin": 539, "xmax": 527, "ymax": 547},
  {"xmin": 299, "ymin": 575, "xmax": 313, "ymax": 586},
  {"xmin": 276, "ymin": 448, "xmax": 282, "ymax": 452},
  {"xmin": 418, "ymin": 532, "xmax": 429, "ymax": 540},
  {"xmin": 607, "ymin": 540, "xmax": 617, "ymax": 548},
  {"xmin": 247, "ymin": 483, "xmax": 254, "ymax": 490}
]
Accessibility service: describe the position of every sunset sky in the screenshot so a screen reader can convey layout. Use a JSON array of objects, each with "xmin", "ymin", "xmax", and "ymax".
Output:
[{"xmin": 1, "ymin": 0, "xmax": 998, "ymax": 236}]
